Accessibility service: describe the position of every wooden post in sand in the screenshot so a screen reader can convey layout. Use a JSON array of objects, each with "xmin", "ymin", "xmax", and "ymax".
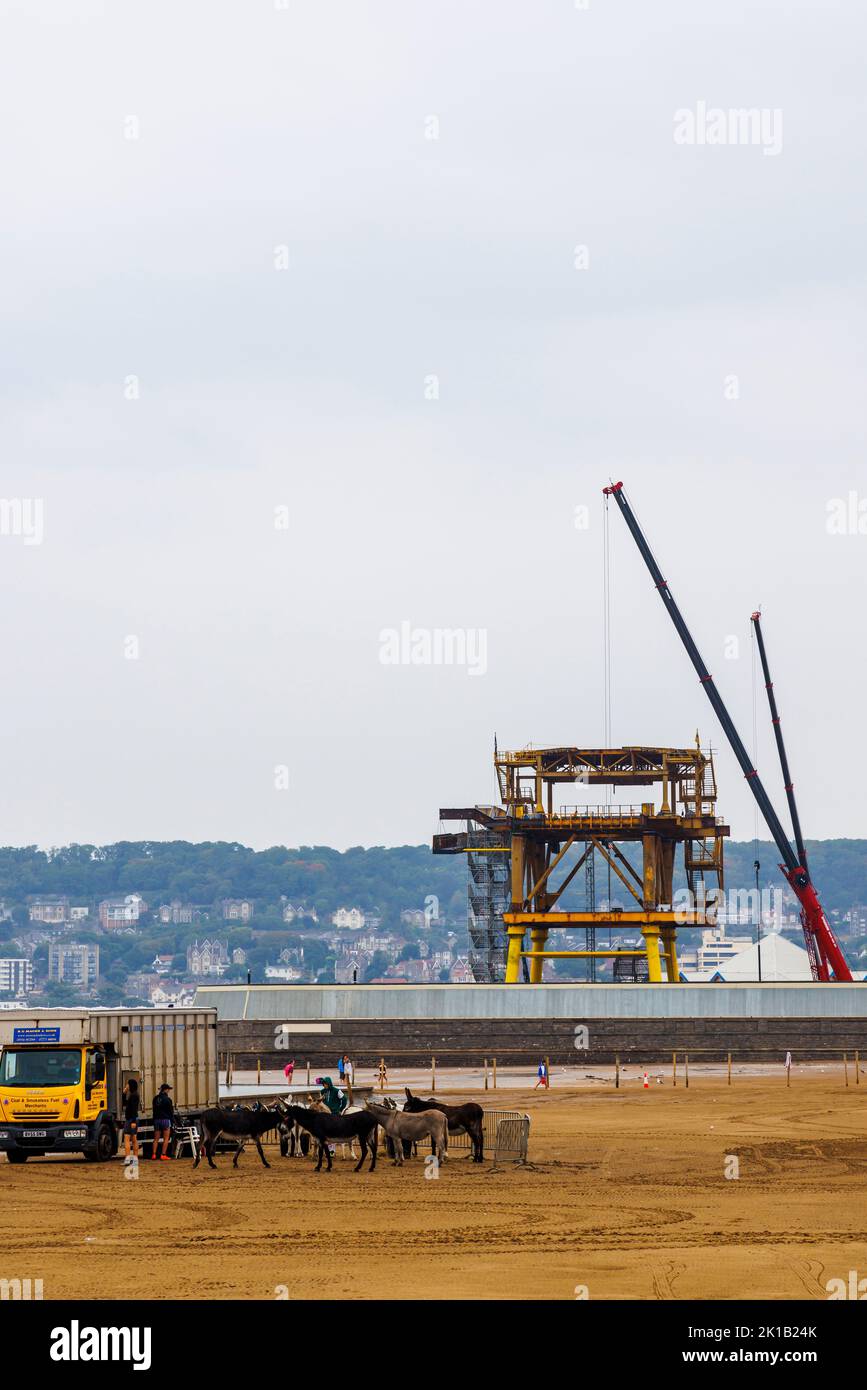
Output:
[
  {"xmin": 727, "ymin": 1052, "xmax": 732, "ymax": 1086},
  {"xmin": 672, "ymin": 1051, "xmax": 677, "ymax": 1088},
  {"xmin": 615, "ymin": 1053, "xmax": 620, "ymax": 1089},
  {"xmin": 493, "ymin": 1057, "xmax": 498, "ymax": 1089},
  {"xmin": 431, "ymin": 1056, "xmax": 436, "ymax": 1093},
  {"xmin": 684, "ymin": 1053, "xmax": 689, "ymax": 1089},
  {"xmin": 256, "ymin": 1058, "xmax": 261, "ymax": 1085},
  {"xmin": 306, "ymin": 1060, "xmax": 311, "ymax": 1086},
  {"xmin": 545, "ymin": 1055, "xmax": 550, "ymax": 1088},
  {"xmin": 484, "ymin": 1058, "xmax": 489, "ymax": 1091},
  {"xmin": 856, "ymin": 1050, "xmax": 861, "ymax": 1085},
  {"xmin": 844, "ymin": 1053, "xmax": 849, "ymax": 1087}
]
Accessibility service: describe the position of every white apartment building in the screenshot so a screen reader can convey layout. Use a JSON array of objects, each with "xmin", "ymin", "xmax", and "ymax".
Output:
[
  {"xmin": 0, "ymin": 958, "xmax": 32, "ymax": 995},
  {"xmin": 678, "ymin": 926, "xmax": 754, "ymax": 974}
]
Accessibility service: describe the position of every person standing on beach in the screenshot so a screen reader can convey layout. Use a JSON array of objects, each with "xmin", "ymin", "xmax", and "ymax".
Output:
[
  {"xmin": 122, "ymin": 1078, "xmax": 140, "ymax": 1163},
  {"xmin": 151, "ymin": 1082, "xmax": 174, "ymax": 1160}
]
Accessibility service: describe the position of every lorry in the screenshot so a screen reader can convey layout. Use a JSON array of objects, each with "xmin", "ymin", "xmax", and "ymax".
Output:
[{"xmin": 0, "ymin": 1007, "xmax": 219, "ymax": 1163}]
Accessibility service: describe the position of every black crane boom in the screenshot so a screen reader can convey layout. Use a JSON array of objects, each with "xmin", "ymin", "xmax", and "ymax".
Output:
[
  {"xmin": 603, "ymin": 482, "xmax": 798, "ymax": 874},
  {"xmin": 603, "ymin": 479, "xmax": 852, "ymax": 982},
  {"xmin": 750, "ymin": 610, "xmax": 808, "ymax": 870}
]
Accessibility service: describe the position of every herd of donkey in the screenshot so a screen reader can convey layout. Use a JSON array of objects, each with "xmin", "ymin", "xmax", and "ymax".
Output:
[{"xmin": 192, "ymin": 1089, "xmax": 485, "ymax": 1173}]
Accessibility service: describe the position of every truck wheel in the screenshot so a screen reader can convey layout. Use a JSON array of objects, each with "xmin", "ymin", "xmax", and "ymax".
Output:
[
  {"xmin": 84, "ymin": 1126, "xmax": 115, "ymax": 1162},
  {"xmin": 6, "ymin": 1150, "xmax": 28, "ymax": 1164}
]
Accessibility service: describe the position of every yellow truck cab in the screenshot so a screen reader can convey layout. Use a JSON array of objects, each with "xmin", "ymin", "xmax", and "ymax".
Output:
[{"xmin": 0, "ymin": 1008, "xmax": 218, "ymax": 1163}]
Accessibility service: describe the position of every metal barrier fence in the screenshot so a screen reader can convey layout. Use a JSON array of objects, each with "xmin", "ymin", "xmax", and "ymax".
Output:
[
  {"xmin": 447, "ymin": 1107, "xmax": 526, "ymax": 1152},
  {"xmin": 493, "ymin": 1115, "xmax": 530, "ymax": 1165}
]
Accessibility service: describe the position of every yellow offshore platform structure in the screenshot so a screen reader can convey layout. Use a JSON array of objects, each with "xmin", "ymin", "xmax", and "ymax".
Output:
[{"xmin": 433, "ymin": 741, "xmax": 728, "ymax": 983}]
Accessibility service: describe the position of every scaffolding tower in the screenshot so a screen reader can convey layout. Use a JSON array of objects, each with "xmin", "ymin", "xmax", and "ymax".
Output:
[
  {"xmin": 466, "ymin": 829, "xmax": 511, "ymax": 982},
  {"xmin": 434, "ymin": 742, "xmax": 728, "ymax": 984}
]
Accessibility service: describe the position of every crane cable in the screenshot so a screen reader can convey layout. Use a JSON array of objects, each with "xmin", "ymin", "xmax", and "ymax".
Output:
[
  {"xmin": 602, "ymin": 491, "xmax": 613, "ymax": 928},
  {"xmin": 602, "ymin": 494, "xmax": 613, "ymax": 787}
]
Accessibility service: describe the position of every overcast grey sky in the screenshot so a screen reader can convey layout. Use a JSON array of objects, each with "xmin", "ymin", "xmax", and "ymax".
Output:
[{"xmin": 1, "ymin": 0, "xmax": 865, "ymax": 851}]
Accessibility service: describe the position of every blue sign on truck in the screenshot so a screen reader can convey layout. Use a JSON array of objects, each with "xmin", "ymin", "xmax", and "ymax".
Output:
[{"xmin": 12, "ymin": 1027, "xmax": 62, "ymax": 1043}]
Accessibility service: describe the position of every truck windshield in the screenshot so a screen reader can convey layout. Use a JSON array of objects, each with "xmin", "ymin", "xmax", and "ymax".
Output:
[{"xmin": 0, "ymin": 1048, "xmax": 83, "ymax": 1087}]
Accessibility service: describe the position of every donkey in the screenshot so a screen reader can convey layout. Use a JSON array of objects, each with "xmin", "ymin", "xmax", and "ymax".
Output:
[
  {"xmin": 366, "ymin": 1101, "xmax": 448, "ymax": 1166},
  {"xmin": 379, "ymin": 1095, "xmax": 413, "ymax": 1160},
  {"xmin": 194, "ymin": 1102, "xmax": 287, "ymax": 1170},
  {"xmin": 284, "ymin": 1105, "xmax": 378, "ymax": 1173},
  {"xmin": 306, "ymin": 1098, "xmax": 366, "ymax": 1160},
  {"xmin": 403, "ymin": 1088, "xmax": 485, "ymax": 1163},
  {"xmin": 280, "ymin": 1100, "xmax": 314, "ymax": 1159}
]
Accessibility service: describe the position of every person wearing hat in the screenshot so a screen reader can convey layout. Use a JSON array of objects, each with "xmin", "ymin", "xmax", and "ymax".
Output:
[{"xmin": 151, "ymin": 1082, "xmax": 175, "ymax": 1160}]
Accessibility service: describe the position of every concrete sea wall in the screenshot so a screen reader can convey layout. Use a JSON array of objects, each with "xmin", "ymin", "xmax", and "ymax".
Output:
[{"xmin": 196, "ymin": 983, "xmax": 867, "ymax": 1066}]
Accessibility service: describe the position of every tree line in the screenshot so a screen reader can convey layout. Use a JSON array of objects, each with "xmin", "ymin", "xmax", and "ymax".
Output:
[{"xmin": 0, "ymin": 837, "xmax": 863, "ymax": 926}]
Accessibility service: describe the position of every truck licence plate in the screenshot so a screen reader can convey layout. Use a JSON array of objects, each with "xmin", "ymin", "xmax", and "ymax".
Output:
[{"xmin": 23, "ymin": 1129, "xmax": 47, "ymax": 1138}]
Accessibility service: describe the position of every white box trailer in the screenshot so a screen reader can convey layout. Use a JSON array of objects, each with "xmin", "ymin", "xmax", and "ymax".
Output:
[{"xmin": 0, "ymin": 1007, "xmax": 218, "ymax": 1162}]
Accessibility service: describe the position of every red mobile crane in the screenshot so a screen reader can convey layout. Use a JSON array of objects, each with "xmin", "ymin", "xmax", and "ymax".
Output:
[{"xmin": 603, "ymin": 480, "xmax": 852, "ymax": 982}]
